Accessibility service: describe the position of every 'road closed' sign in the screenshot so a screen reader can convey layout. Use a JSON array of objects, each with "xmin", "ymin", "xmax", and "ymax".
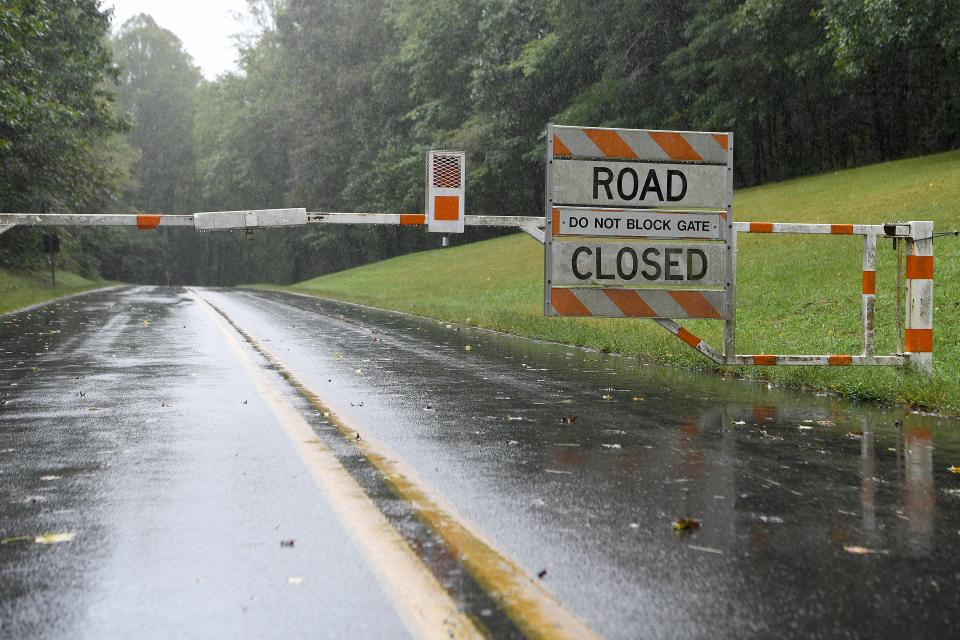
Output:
[
  {"xmin": 544, "ymin": 124, "xmax": 734, "ymax": 320},
  {"xmin": 551, "ymin": 240, "xmax": 726, "ymax": 287}
]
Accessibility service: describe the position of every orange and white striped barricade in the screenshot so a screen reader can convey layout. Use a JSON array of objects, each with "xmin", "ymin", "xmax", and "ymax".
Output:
[{"xmin": 545, "ymin": 124, "xmax": 735, "ymax": 364}]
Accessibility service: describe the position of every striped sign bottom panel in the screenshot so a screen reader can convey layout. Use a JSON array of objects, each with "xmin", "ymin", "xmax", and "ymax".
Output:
[{"xmin": 551, "ymin": 288, "xmax": 726, "ymax": 319}]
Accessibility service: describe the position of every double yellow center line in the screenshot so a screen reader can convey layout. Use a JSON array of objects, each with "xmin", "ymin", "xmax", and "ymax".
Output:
[{"xmin": 190, "ymin": 290, "xmax": 600, "ymax": 640}]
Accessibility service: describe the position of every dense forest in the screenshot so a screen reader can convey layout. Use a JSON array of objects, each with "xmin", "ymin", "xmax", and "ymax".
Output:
[{"xmin": 1, "ymin": 0, "xmax": 958, "ymax": 285}]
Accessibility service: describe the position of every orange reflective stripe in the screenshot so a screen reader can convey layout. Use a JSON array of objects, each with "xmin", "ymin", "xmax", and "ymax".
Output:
[
  {"xmin": 551, "ymin": 289, "xmax": 591, "ymax": 316},
  {"xmin": 862, "ymin": 271, "xmax": 876, "ymax": 295},
  {"xmin": 434, "ymin": 196, "xmax": 459, "ymax": 221},
  {"xmin": 667, "ymin": 291, "xmax": 722, "ymax": 319},
  {"xmin": 829, "ymin": 355, "xmax": 853, "ymax": 366},
  {"xmin": 712, "ymin": 134, "xmax": 729, "ymax": 150},
  {"xmin": 647, "ymin": 131, "xmax": 703, "ymax": 162},
  {"xmin": 830, "ymin": 224, "xmax": 854, "ymax": 235},
  {"xmin": 603, "ymin": 290, "xmax": 657, "ymax": 317},
  {"xmin": 904, "ymin": 329, "xmax": 933, "ymax": 352},
  {"xmin": 749, "ymin": 222, "xmax": 773, "ymax": 233},
  {"xmin": 137, "ymin": 214, "xmax": 161, "ymax": 230},
  {"xmin": 583, "ymin": 129, "xmax": 638, "ymax": 159},
  {"xmin": 752, "ymin": 405, "xmax": 775, "ymax": 421},
  {"xmin": 551, "ymin": 208, "xmax": 560, "ymax": 231},
  {"xmin": 676, "ymin": 327, "xmax": 702, "ymax": 349},
  {"xmin": 400, "ymin": 214, "xmax": 425, "ymax": 225},
  {"xmin": 905, "ymin": 255, "xmax": 934, "ymax": 279},
  {"xmin": 552, "ymin": 134, "xmax": 573, "ymax": 158},
  {"xmin": 752, "ymin": 355, "xmax": 777, "ymax": 366}
]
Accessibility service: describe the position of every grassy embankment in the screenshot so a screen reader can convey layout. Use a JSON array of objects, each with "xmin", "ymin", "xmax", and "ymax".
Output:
[
  {"xmin": 0, "ymin": 267, "xmax": 110, "ymax": 315},
  {"xmin": 270, "ymin": 151, "xmax": 960, "ymax": 413}
]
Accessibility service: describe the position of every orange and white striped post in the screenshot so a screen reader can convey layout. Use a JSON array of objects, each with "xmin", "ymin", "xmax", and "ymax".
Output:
[
  {"xmin": 862, "ymin": 233, "xmax": 877, "ymax": 357},
  {"xmin": 904, "ymin": 221, "xmax": 934, "ymax": 376}
]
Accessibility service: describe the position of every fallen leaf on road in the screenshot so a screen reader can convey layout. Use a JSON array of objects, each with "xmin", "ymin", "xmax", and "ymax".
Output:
[
  {"xmin": 632, "ymin": 396, "xmax": 644, "ymax": 401},
  {"xmin": 672, "ymin": 517, "xmax": 701, "ymax": 532},
  {"xmin": 733, "ymin": 420, "xmax": 746, "ymax": 425},
  {"xmin": 948, "ymin": 466, "xmax": 960, "ymax": 474},
  {"xmin": 846, "ymin": 431, "xmax": 864, "ymax": 440},
  {"xmin": 34, "ymin": 533, "xmax": 76, "ymax": 544},
  {"xmin": 464, "ymin": 345, "xmax": 472, "ymax": 351},
  {"xmin": 601, "ymin": 395, "xmax": 613, "ymax": 400},
  {"xmin": 817, "ymin": 419, "xmax": 835, "ymax": 426},
  {"xmin": 280, "ymin": 539, "xmax": 295, "ymax": 548},
  {"xmin": 558, "ymin": 416, "xmax": 577, "ymax": 424},
  {"xmin": 843, "ymin": 545, "xmax": 888, "ymax": 555},
  {"xmin": 88, "ymin": 407, "xmax": 100, "ymax": 412}
]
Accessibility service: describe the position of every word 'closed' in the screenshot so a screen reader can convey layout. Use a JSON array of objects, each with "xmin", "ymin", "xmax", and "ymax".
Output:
[{"xmin": 551, "ymin": 241, "xmax": 726, "ymax": 287}]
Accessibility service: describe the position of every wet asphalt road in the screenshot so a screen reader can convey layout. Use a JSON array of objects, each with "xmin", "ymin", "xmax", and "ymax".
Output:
[{"xmin": 1, "ymin": 286, "xmax": 959, "ymax": 639}]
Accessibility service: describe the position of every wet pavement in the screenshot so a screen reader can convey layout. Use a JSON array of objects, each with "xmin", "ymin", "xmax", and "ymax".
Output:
[{"xmin": 2, "ymin": 286, "xmax": 959, "ymax": 639}]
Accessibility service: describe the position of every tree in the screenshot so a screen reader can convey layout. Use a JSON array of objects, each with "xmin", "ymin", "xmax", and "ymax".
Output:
[
  {"xmin": 0, "ymin": 0, "xmax": 131, "ymax": 268},
  {"xmin": 113, "ymin": 14, "xmax": 203, "ymax": 215}
]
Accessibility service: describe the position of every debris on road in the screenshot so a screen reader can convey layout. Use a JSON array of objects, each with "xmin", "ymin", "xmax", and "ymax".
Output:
[
  {"xmin": 843, "ymin": 545, "xmax": 889, "ymax": 556},
  {"xmin": 280, "ymin": 539, "xmax": 295, "ymax": 548},
  {"xmin": 672, "ymin": 517, "xmax": 701, "ymax": 533},
  {"xmin": 2, "ymin": 533, "xmax": 76, "ymax": 545}
]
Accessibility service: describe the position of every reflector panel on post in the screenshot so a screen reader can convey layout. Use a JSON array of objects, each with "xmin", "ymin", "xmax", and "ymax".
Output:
[{"xmin": 427, "ymin": 151, "xmax": 465, "ymax": 233}]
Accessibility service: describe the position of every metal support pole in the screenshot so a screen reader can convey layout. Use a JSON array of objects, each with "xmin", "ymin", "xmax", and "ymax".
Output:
[
  {"xmin": 895, "ymin": 238, "xmax": 903, "ymax": 353},
  {"xmin": 722, "ymin": 133, "xmax": 736, "ymax": 363},
  {"xmin": 544, "ymin": 124, "xmax": 556, "ymax": 316},
  {"xmin": 861, "ymin": 234, "xmax": 876, "ymax": 356}
]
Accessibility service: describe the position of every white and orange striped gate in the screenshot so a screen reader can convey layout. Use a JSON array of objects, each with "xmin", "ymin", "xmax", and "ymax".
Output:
[
  {"xmin": 543, "ymin": 124, "xmax": 935, "ymax": 376},
  {"xmin": 0, "ymin": 138, "xmax": 935, "ymax": 375}
]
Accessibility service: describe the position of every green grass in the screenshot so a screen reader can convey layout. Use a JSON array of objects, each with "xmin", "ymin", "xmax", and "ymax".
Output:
[
  {"xmin": 0, "ymin": 267, "xmax": 111, "ymax": 315},
  {"xmin": 265, "ymin": 150, "xmax": 960, "ymax": 414}
]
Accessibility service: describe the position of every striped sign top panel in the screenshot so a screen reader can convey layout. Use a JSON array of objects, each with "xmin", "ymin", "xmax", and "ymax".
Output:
[{"xmin": 552, "ymin": 126, "xmax": 729, "ymax": 165}]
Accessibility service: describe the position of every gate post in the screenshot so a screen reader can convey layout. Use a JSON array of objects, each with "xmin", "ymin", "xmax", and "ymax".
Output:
[{"xmin": 904, "ymin": 221, "xmax": 934, "ymax": 376}]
